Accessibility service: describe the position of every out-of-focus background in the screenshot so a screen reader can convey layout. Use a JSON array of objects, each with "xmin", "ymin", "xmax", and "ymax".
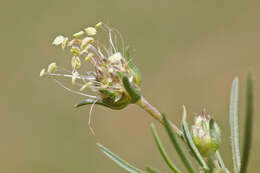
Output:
[{"xmin": 1, "ymin": 0, "xmax": 260, "ymax": 172}]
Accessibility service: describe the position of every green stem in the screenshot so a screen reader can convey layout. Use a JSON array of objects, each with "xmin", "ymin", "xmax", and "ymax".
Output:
[{"xmin": 136, "ymin": 96, "xmax": 183, "ymax": 137}]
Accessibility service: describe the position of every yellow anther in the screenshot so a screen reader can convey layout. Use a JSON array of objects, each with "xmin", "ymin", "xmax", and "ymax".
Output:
[
  {"xmin": 47, "ymin": 62, "xmax": 57, "ymax": 73},
  {"xmin": 73, "ymin": 31, "xmax": 84, "ymax": 38},
  {"xmin": 95, "ymin": 22, "xmax": 103, "ymax": 29},
  {"xmin": 71, "ymin": 56, "xmax": 81, "ymax": 69},
  {"xmin": 80, "ymin": 37, "xmax": 94, "ymax": 49},
  {"xmin": 80, "ymin": 44, "xmax": 91, "ymax": 54},
  {"xmin": 85, "ymin": 52, "xmax": 94, "ymax": 62},
  {"xmin": 108, "ymin": 52, "xmax": 122, "ymax": 63},
  {"xmin": 80, "ymin": 82, "xmax": 92, "ymax": 91},
  {"xmin": 70, "ymin": 46, "xmax": 81, "ymax": 55},
  {"xmin": 72, "ymin": 71, "xmax": 79, "ymax": 85},
  {"xmin": 67, "ymin": 39, "xmax": 82, "ymax": 47},
  {"xmin": 39, "ymin": 68, "xmax": 45, "ymax": 77},
  {"xmin": 52, "ymin": 35, "xmax": 66, "ymax": 45},
  {"xmin": 85, "ymin": 27, "xmax": 97, "ymax": 36},
  {"xmin": 61, "ymin": 37, "xmax": 68, "ymax": 50}
]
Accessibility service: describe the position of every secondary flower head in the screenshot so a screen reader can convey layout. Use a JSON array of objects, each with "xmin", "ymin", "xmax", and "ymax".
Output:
[
  {"xmin": 40, "ymin": 22, "xmax": 142, "ymax": 110},
  {"xmin": 192, "ymin": 109, "xmax": 221, "ymax": 157}
]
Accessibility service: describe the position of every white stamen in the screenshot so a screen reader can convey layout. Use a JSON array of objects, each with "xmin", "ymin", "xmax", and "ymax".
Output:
[
  {"xmin": 88, "ymin": 99, "xmax": 98, "ymax": 135},
  {"xmin": 53, "ymin": 79, "xmax": 98, "ymax": 99}
]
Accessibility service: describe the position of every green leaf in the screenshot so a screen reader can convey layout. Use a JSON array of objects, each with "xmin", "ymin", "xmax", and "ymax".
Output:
[
  {"xmin": 163, "ymin": 115, "xmax": 196, "ymax": 173},
  {"xmin": 97, "ymin": 143, "xmax": 146, "ymax": 173},
  {"xmin": 145, "ymin": 165, "xmax": 160, "ymax": 173},
  {"xmin": 151, "ymin": 124, "xmax": 181, "ymax": 173},
  {"xmin": 123, "ymin": 75, "xmax": 141, "ymax": 103},
  {"xmin": 240, "ymin": 74, "xmax": 254, "ymax": 173},
  {"xmin": 181, "ymin": 105, "xmax": 209, "ymax": 171},
  {"xmin": 229, "ymin": 77, "xmax": 241, "ymax": 173}
]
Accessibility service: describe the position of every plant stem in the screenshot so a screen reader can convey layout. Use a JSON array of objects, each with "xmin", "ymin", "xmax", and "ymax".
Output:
[{"xmin": 136, "ymin": 96, "xmax": 183, "ymax": 137}]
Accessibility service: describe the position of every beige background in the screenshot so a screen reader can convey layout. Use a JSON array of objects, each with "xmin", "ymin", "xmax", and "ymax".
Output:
[{"xmin": 1, "ymin": 0, "xmax": 260, "ymax": 172}]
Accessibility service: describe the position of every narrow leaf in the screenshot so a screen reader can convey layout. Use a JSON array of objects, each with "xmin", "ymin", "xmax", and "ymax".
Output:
[
  {"xmin": 163, "ymin": 115, "xmax": 196, "ymax": 173},
  {"xmin": 240, "ymin": 74, "xmax": 254, "ymax": 173},
  {"xmin": 229, "ymin": 77, "xmax": 241, "ymax": 173},
  {"xmin": 145, "ymin": 165, "xmax": 160, "ymax": 173},
  {"xmin": 97, "ymin": 143, "xmax": 146, "ymax": 173},
  {"xmin": 181, "ymin": 105, "xmax": 209, "ymax": 171},
  {"xmin": 151, "ymin": 124, "xmax": 181, "ymax": 173},
  {"xmin": 216, "ymin": 151, "xmax": 229, "ymax": 173}
]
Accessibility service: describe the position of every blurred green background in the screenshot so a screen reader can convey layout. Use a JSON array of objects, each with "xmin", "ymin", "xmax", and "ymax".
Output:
[{"xmin": 1, "ymin": 0, "xmax": 260, "ymax": 172}]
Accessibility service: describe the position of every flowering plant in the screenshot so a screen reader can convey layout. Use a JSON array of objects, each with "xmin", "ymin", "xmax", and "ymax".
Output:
[{"xmin": 40, "ymin": 22, "xmax": 254, "ymax": 173}]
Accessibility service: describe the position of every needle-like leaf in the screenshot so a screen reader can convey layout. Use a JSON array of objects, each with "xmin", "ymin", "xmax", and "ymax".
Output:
[
  {"xmin": 240, "ymin": 74, "xmax": 254, "ymax": 173},
  {"xmin": 163, "ymin": 114, "xmax": 196, "ymax": 173},
  {"xmin": 229, "ymin": 77, "xmax": 241, "ymax": 173},
  {"xmin": 151, "ymin": 124, "xmax": 181, "ymax": 173},
  {"xmin": 97, "ymin": 143, "xmax": 146, "ymax": 173},
  {"xmin": 145, "ymin": 165, "xmax": 160, "ymax": 173}
]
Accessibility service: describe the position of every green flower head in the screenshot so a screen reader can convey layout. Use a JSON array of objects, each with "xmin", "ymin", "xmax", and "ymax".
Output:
[{"xmin": 192, "ymin": 109, "xmax": 221, "ymax": 157}]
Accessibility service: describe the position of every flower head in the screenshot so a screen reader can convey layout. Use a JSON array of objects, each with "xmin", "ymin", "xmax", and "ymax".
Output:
[
  {"xmin": 40, "ymin": 22, "xmax": 142, "ymax": 110},
  {"xmin": 192, "ymin": 109, "xmax": 221, "ymax": 157}
]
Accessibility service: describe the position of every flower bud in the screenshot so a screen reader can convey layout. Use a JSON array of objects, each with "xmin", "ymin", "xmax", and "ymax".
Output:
[{"xmin": 192, "ymin": 110, "xmax": 221, "ymax": 157}]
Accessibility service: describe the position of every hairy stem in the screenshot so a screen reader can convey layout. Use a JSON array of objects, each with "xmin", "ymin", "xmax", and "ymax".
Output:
[{"xmin": 136, "ymin": 96, "xmax": 183, "ymax": 137}]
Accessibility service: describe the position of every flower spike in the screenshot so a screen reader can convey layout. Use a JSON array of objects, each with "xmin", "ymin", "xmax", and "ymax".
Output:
[{"xmin": 41, "ymin": 22, "xmax": 142, "ymax": 110}]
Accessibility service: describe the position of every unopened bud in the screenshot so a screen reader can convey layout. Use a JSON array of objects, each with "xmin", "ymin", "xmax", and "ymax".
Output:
[{"xmin": 192, "ymin": 112, "xmax": 221, "ymax": 157}]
